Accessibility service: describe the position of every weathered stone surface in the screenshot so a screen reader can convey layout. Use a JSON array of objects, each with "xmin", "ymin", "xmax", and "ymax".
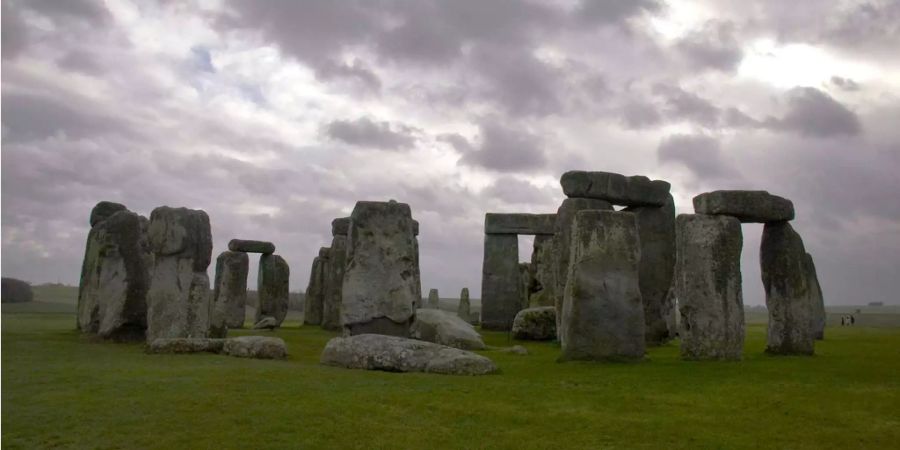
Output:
[
  {"xmin": 761, "ymin": 222, "xmax": 815, "ymax": 355},
  {"xmin": 253, "ymin": 316, "xmax": 278, "ymax": 329},
  {"xmin": 512, "ymin": 306, "xmax": 556, "ymax": 341},
  {"xmin": 410, "ymin": 309, "xmax": 486, "ymax": 350},
  {"xmin": 1, "ymin": 278, "xmax": 33, "ymax": 303},
  {"xmin": 560, "ymin": 170, "xmax": 671, "ymax": 206},
  {"xmin": 341, "ymin": 201, "xmax": 420, "ymax": 336},
  {"xmin": 210, "ymin": 251, "xmax": 249, "ymax": 338},
  {"xmin": 322, "ymin": 237, "xmax": 347, "ymax": 331},
  {"xmin": 426, "ymin": 288, "xmax": 440, "ymax": 309},
  {"xmin": 693, "ymin": 190, "xmax": 794, "ymax": 223},
  {"xmin": 89, "ymin": 201, "xmax": 127, "ymax": 227},
  {"xmin": 457, "ymin": 288, "xmax": 472, "ymax": 323},
  {"xmin": 625, "ymin": 194, "xmax": 676, "ymax": 345},
  {"xmin": 222, "ymin": 336, "xmax": 287, "ymax": 359},
  {"xmin": 147, "ymin": 338, "xmax": 225, "ymax": 354},
  {"xmin": 320, "ymin": 334, "xmax": 497, "ymax": 375},
  {"xmin": 304, "ymin": 256, "xmax": 326, "ymax": 326},
  {"xmin": 412, "ymin": 220, "xmax": 420, "ymax": 236},
  {"xmin": 806, "ymin": 253, "xmax": 826, "ymax": 340},
  {"xmin": 332, "ymin": 217, "xmax": 350, "ymax": 236},
  {"xmin": 553, "ymin": 198, "xmax": 614, "ymax": 335},
  {"xmin": 480, "ymin": 234, "xmax": 521, "ymax": 331},
  {"xmin": 675, "ymin": 214, "xmax": 744, "ymax": 360},
  {"xmin": 529, "ymin": 235, "xmax": 555, "ymax": 308},
  {"xmin": 228, "ymin": 239, "xmax": 276, "ymax": 254},
  {"xmin": 145, "ymin": 206, "xmax": 213, "ymax": 343},
  {"xmin": 257, "ymin": 254, "xmax": 289, "ymax": 327},
  {"xmin": 519, "ymin": 263, "xmax": 534, "ymax": 309},
  {"xmin": 484, "ymin": 213, "xmax": 556, "ymax": 235},
  {"xmin": 78, "ymin": 209, "xmax": 151, "ymax": 341},
  {"xmin": 560, "ymin": 210, "xmax": 646, "ymax": 361}
]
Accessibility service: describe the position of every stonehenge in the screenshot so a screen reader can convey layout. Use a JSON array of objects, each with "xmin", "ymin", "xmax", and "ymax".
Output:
[{"xmin": 761, "ymin": 222, "xmax": 815, "ymax": 355}]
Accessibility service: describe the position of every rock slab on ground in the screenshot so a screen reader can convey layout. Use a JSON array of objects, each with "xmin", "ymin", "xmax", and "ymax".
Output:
[
  {"xmin": 410, "ymin": 309, "xmax": 486, "ymax": 350},
  {"xmin": 693, "ymin": 190, "xmax": 795, "ymax": 223},
  {"xmin": 560, "ymin": 170, "xmax": 671, "ymax": 206},
  {"xmin": 228, "ymin": 239, "xmax": 276, "ymax": 254},
  {"xmin": 222, "ymin": 336, "xmax": 287, "ymax": 359},
  {"xmin": 512, "ymin": 306, "xmax": 557, "ymax": 341},
  {"xmin": 320, "ymin": 334, "xmax": 497, "ymax": 375}
]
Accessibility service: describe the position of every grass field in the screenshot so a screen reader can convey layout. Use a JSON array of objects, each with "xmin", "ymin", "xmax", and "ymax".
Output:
[{"xmin": 2, "ymin": 288, "xmax": 899, "ymax": 449}]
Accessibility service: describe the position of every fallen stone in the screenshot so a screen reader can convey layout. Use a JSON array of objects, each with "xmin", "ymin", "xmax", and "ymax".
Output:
[
  {"xmin": 410, "ymin": 309, "xmax": 486, "ymax": 350},
  {"xmin": 320, "ymin": 334, "xmax": 497, "ymax": 375},
  {"xmin": 560, "ymin": 170, "xmax": 671, "ymax": 206},
  {"xmin": 805, "ymin": 253, "xmax": 826, "ymax": 340},
  {"xmin": 480, "ymin": 233, "xmax": 522, "ymax": 331},
  {"xmin": 426, "ymin": 288, "xmax": 440, "ymax": 309},
  {"xmin": 512, "ymin": 306, "xmax": 557, "ymax": 341},
  {"xmin": 1, "ymin": 277, "xmax": 33, "ymax": 303},
  {"xmin": 457, "ymin": 287, "xmax": 472, "ymax": 323},
  {"xmin": 341, "ymin": 201, "xmax": 420, "ymax": 336},
  {"xmin": 693, "ymin": 190, "xmax": 795, "ymax": 223},
  {"xmin": 675, "ymin": 214, "xmax": 744, "ymax": 360},
  {"xmin": 253, "ymin": 316, "xmax": 278, "ymax": 330},
  {"xmin": 210, "ymin": 251, "xmax": 249, "ymax": 337},
  {"xmin": 222, "ymin": 336, "xmax": 287, "ymax": 359},
  {"xmin": 304, "ymin": 256, "xmax": 326, "ymax": 326},
  {"xmin": 147, "ymin": 338, "xmax": 225, "ymax": 354},
  {"xmin": 228, "ymin": 239, "xmax": 276, "ymax": 254},
  {"xmin": 257, "ymin": 254, "xmax": 289, "ymax": 327},
  {"xmin": 624, "ymin": 194, "xmax": 676, "ymax": 346},
  {"xmin": 560, "ymin": 210, "xmax": 645, "ymax": 362},
  {"xmin": 146, "ymin": 206, "xmax": 213, "ymax": 343},
  {"xmin": 89, "ymin": 201, "xmax": 127, "ymax": 227},
  {"xmin": 761, "ymin": 222, "xmax": 815, "ymax": 355},
  {"xmin": 484, "ymin": 213, "xmax": 556, "ymax": 235},
  {"xmin": 499, "ymin": 345, "xmax": 529, "ymax": 356}
]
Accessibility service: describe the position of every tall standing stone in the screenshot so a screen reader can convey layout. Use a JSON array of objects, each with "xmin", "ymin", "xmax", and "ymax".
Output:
[
  {"xmin": 553, "ymin": 198, "xmax": 613, "ymax": 335},
  {"xmin": 480, "ymin": 233, "xmax": 521, "ymax": 330},
  {"xmin": 304, "ymin": 255, "xmax": 326, "ymax": 325},
  {"xmin": 761, "ymin": 222, "xmax": 815, "ymax": 355},
  {"xmin": 529, "ymin": 235, "xmax": 555, "ymax": 307},
  {"xmin": 210, "ymin": 250, "xmax": 249, "ymax": 337},
  {"xmin": 559, "ymin": 210, "xmax": 645, "ymax": 362},
  {"xmin": 457, "ymin": 287, "xmax": 471, "ymax": 322},
  {"xmin": 675, "ymin": 214, "xmax": 744, "ymax": 360},
  {"xmin": 257, "ymin": 254, "xmax": 290, "ymax": 327},
  {"xmin": 624, "ymin": 194, "xmax": 676, "ymax": 345},
  {"xmin": 341, "ymin": 201, "xmax": 421, "ymax": 337},
  {"xmin": 519, "ymin": 263, "xmax": 533, "ymax": 310},
  {"xmin": 323, "ymin": 237, "xmax": 347, "ymax": 331},
  {"xmin": 146, "ymin": 206, "xmax": 213, "ymax": 343},
  {"xmin": 805, "ymin": 253, "xmax": 826, "ymax": 340},
  {"xmin": 426, "ymin": 288, "xmax": 440, "ymax": 309}
]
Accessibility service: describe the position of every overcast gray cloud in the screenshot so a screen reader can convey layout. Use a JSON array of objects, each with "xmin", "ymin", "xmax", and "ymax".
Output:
[{"xmin": 2, "ymin": 0, "xmax": 899, "ymax": 308}]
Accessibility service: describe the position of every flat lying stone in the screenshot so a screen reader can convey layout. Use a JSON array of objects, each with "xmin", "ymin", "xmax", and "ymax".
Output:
[
  {"xmin": 253, "ymin": 316, "xmax": 278, "ymax": 329},
  {"xmin": 320, "ymin": 334, "xmax": 497, "ymax": 375},
  {"xmin": 484, "ymin": 213, "xmax": 556, "ymax": 235},
  {"xmin": 512, "ymin": 306, "xmax": 557, "ymax": 341},
  {"xmin": 693, "ymin": 190, "xmax": 794, "ymax": 223},
  {"xmin": 560, "ymin": 171, "xmax": 670, "ymax": 206},
  {"xmin": 228, "ymin": 239, "xmax": 276, "ymax": 254},
  {"xmin": 222, "ymin": 336, "xmax": 287, "ymax": 359},
  {"xmin": 147, "ymin": 338, "xmax": 225, "ymax": 354},
  {"xmin": 410, "ymin": 309, "xmax": 486, "ymax": 350}
]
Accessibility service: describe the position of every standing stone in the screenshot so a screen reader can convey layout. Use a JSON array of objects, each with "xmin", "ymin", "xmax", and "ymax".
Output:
[
  {"xmin": 457, "ymin": 287, "xmax": 471, "ymax": 323},
  {"xmin": 675, "ymin": 214, "xmax": 744, "ymax": 360},
  {"xmin": 1, "ymin": 278, "xmax": 33, "ymax": 303},
  {"xmin": 426, "ymin": 288, "xmax": 440, "ymax": 309},
  {"xmin": 529, "ymin": 235, "xmax": 555, "ymax": 307},
  {"xmin": 805, "ymin": 253, "xmax": 826, "ymax": 340},
  {"xmin": 146, "ymin": 206, "xmax": 213, "ymax": 343},
  {"xmin": 560, "ymin": 210, "xmax": 645, "ymax": 362},
  {"xmin": 210, "ymin": 250, "xmax": 249, "ymax": 337},
  {"xmin": 341, "ymin": 201, "xmax": 421, "ymax": 337},
  {"xmin": 323, "ymin": 237, "xmax": 347, "ymax": 331},
  {"xmin": 304, "ymin": 256, "xmax": 326, "ymax": 325},
  {"xmin": 257, "ymin": 254, "xmax": 290, "ymax": 327},
  {"xmin": 761, "ymin": 222, "xmax": 815, "ymax": 355},
  {"xmin": 553, "ymin": 198, "xmax": 613, "ymax": 337},
  {"xmin": 480, "ymin": 233, "xmax": 521, "ymax": 331},
  {"xmin": 77, "ymin": 207, "xmax": 151, "ymax": 341},
  {"xmin": 519, "ymin": 263, "xmax": 533, "ymax": 310},
  {"xmin": 624, "ymin": 194, "xmax": 676, "ymax": 345}
]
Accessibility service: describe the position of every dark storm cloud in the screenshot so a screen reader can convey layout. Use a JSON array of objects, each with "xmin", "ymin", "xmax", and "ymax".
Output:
[
  {"xmin": 674, "ymin": 20, "xmax": 744, "ymax": 72},
  {"xmin": 657, "ymin": 134, "xmax": 736, "ymax": 180},
  {"xmin": 652, "ymin": 83, "xmax": 723, "ymax": 128},
  {"xmin": 324, "ymin": 117, "xmax": 419, "ymax": 150},
  {"xmin": 458, "ymin": 121, "xmax": 548, "ymax": 173},
  {"xmin": 769, "ymin": 87, "xmax": 862, "ymax": 137}
]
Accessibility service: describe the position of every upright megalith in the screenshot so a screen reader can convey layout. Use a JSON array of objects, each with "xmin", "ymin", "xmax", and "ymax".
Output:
[
  {"xmin": 529, "ymin": 235, "xmax": 555, "ymax": 307},
  {"xmin": 210, "ymin": 250, "xmax": 249, "ymax": 337},
  {"xmin": 560, "ymin": 170, "xmax": 671, "ymax": 206},
  {"xmin": 228, "ymin": 239, "xmax": 275, "ymax": 254},
  {"xmin": 257, "ymin": 254, "xmax": 290, "ymax": 327},
  {"xmin": 304, "ymin": 255, "xmax": 326, "ymax": 326},
  {"xmin": 480, "ymin": 233, "xmax": 521, "ymax": 330},
  {"xmin": 457, "ymin": 287, "xmax": 471, "ymax": 322},
  {"xmin": 559, "ymin": 210, "xmax": 645, "ymax": 362},
  {"xmin": 693, "ymin": 190, "xmax": 794, "ymax": 223},
  {"xmin": 805, "ymin": 253, "xmax": 826, "ymax": 340},
  {"xmin": 324, "ymin": 237, "xmax": 348, "ymax": 331},
  {"xmin": 146, "ymin": 206, "xmax": 213, "ymax": 343},
  {"xmin": 519, "ymin": 263, "xmax": 533, "ymax": 309},
  {"xmin": 761, "ymin": 222, "xmax": 815, "ymax": 355},
  {"xmin": 675, "ymin": 214, "xmax": 744, "ymax": 360},
  {"xmin": 624, "ymin": 194, "xmax": 676, "ymax": 345},
  {"xmin": 341, "ymin": 200, "xmax": 421, "ymax": 337},
  {"xmin": 78, "ymin": 204, "xmax": 151, "ymax": 341},
  {"xmin": 426, "ymin": 288, "xmax": 440, "ymax": 309}
]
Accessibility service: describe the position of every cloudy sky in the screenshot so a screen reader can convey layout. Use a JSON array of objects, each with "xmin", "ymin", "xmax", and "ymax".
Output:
[{"xmin": 2, "ymin": 0, "xmax": 899, "ymax": 305}]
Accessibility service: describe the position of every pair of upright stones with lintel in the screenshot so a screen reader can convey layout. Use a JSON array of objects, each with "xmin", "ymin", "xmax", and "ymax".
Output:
[
  {"xmin": 210, "ymin": 239, "xmax": 289, "ymax": 336},
  {"xmin": 676, "ymin": 191, "xmax": 825, "ymax": 359},
  {"xmin": 304, "ymin": 200, "xmax": 422, "ymax": 336},
  {"xmin": 555, "ymin": 170, "xmax": 676, "ymax": 362}
]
